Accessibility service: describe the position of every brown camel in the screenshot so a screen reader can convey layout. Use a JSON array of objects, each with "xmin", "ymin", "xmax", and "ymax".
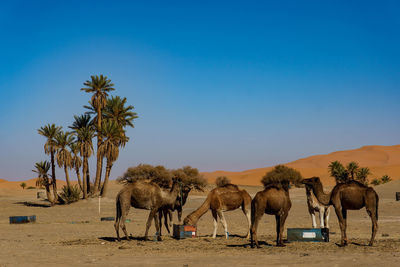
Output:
[
  {"xmin": 250, "ymin": 183, "xmax": 291, "ymax": 248},
  {"xmin": 159, "ymin": 185, "xmax": 192, "ymax": 235},
  {"xmin": 183, "ymin": 184, "xmax": 252, "ymax": 239},
  {"xmin": 114, "ymin": 179, "xmax": 181, "ymax": 241},
  {"xmin": 302, "ymin": 177, "xmax": 379, "ymax": 246}
]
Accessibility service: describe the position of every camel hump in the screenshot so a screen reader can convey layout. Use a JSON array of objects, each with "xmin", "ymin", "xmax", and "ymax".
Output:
[{"xmin": 219, "ymin": 183, "xmax": 239, "ymax": 190}]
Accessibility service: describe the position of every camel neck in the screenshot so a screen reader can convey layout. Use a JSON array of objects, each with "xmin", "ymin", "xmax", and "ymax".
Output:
[{"xmin": 312, "ymin": 182, "xmax": 331, "ymax": 206}]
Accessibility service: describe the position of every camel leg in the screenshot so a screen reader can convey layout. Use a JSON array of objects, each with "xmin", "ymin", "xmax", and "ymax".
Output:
[
  {"xmin": 250, "ymin": 204, "xmax": 264, "ymax": 248},
  {"xmin": 212, "ymin": 209, "xmax": 218, "ymax": 238},
  {"xmin": 242, "ymin": 208, "xmax": 251, "ymax": 239},
  {"xmin": 277, "ymin": 211, "xmax": 288, "ymax": 247},
  {"xmin": 311, "ymin": 212, "xmax": 317, "ymax": 228},
  {"xmin": 366, "ymin": 193, "xmax": 378, "ymax": 246},
  {"xmin": 154, "ymin": 210, "xmax": 162, "ymax": 241},
  {"xmin": 157, "ymin": 211, "xmax": 164, "ymax": 236},
  {"xmin": 217, "ymin": 210, "xmax": 229, "ymax": 239},
  {"xmin": 164, "ymin": 209, "xmax": 171, "ymax": 234},
  {"xmin": 145, "ymin": 209, "xmax": 157, "ymax": 241},
  {"xmin": 341, "ymin": 209, "xmax": 347, "ymax": 245},
  {"xmin": 319, "ymin": 208, "xmax": 325, "ymax": 228},
  {"xmin": 324, "ymin": 207, "xmax": 330, "ymax": 229},
  {"xmin": 177, "ymin": 207, "xmax": 182, "ymax": 223},
  {"xmin": 334, "ymin": 206, "xmax": 347, "ymax": 246},
  {"xmin": 119, "ymin": 202, "xmax": 130, "ymax": 241}
]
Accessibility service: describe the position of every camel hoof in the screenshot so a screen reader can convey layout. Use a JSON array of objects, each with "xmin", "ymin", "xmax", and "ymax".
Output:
[
  {"xmin": 276, "ymin": 243, "xmax": 286, "ymax": 247},
  {"xmin": 157, "ymin": 236, "xmax": 162, "ymax": 241}
]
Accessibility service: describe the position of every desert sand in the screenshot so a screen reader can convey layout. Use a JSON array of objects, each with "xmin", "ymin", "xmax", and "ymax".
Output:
[{"xmin": 0, "ymin": 180, "xmax": 400, "ymax": 266}]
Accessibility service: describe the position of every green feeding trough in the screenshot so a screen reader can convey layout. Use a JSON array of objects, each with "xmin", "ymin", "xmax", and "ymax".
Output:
[
  {"xmin": 287, "ymin": 228, "xmax": 329, "ymax": 242},
  {"xmin": 9, "ymin": 215, "xmax": 36, "ymax": 224}
]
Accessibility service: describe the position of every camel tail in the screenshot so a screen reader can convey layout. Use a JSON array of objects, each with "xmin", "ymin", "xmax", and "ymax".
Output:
[
  {"xmin": 375, "ymin": 192, "xmax": 379, "ymax": 221},
  {"xmin": 115, "ymin": 193, "xmax": 122, "ymax": 226}
]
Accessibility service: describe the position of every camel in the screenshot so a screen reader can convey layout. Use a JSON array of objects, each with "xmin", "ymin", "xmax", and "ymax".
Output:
[
  {"xmin": 305, "ymin": 184, "xmax": 330, "ymax": 228},
  {"xmin": 183, "ymin": 183, "xmax": 252, "ymax": 239},
  {"xmin": 302, "ymin": 177, "xmax": 379, "ymax": 246},
  {"xmin": 114, "ymin": 179, "xmax": 181, "ymax": 241},
  {"xmin": 250, "ymin": 183, "xmax": 292, "ymax": 248},
  {"xmin": 159, "ymin": 184, "xmax": 192, "ymax": 235}
]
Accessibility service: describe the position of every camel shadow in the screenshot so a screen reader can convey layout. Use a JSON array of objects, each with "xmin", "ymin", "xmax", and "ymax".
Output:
[
  {"xmin": 227, "ymin": 240, "xmax": 274, "ymax": 248},
  {"xmin": 334, "ymin": 242, "xmax": 369, "ymax": 247},
  {"xmin": 99, "ymin": 236, "xmax": 153, "ymax": 242},
  {"xmin": 14, "ymin": 201, "xmax": 51, "ymax": 208}
]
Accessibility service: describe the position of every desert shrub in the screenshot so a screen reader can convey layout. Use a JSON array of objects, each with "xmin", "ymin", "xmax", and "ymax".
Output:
[
  {"xmin": 380, "ymin": 175, "xmax": 392, "ymax": 184},
  {"xmin": 329, "ymin": 160, "xmax": 371, "ymax": 185},
  {"xmin": 118, "ymin": 164, "xmax": 172, "ymax": 188},
  {"xmin": 20, "ymin": 182, "xmax": 27, "ymax": 190},
  {"xmin": 60, "ymin": 185, "xmax": 81, "ymax": 204},
  {"xmin": 27, "ymin": 186, "xmax": 36, "ymax": 189},
  {"xmin": 172, "ymin": 166, "xmax": 207, "ymax": 191},
  {"xmin": 215, "ymin": 176, "xmax": 231, "ymax": 187},
  {"xmin": 370, "ymin": 178, "xmax": 381, "ymax": 186},
  {"xmin": 261, "ymin": 165, "xmax": 302, "ymax": 188}
]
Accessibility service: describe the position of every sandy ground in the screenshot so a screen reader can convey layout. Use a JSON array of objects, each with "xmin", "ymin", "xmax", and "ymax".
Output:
[{"xmin": 1, "ymin": 181, "xmax": 400, "ymax": 266}]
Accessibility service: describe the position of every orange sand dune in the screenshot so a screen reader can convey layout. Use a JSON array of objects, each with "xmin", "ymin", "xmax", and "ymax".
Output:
[
  {"xmin": 0, "ymin": 178, "xmax": 73, "ymax": 189},
  {"xmin": 203, "ymin": 145, "xmax": 400, "ymax": 186}
]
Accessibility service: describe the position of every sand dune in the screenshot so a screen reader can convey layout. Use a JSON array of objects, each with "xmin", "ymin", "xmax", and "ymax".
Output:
[
  {"xmin": 0, "ymin": 178, "xmax": 71, "ymax": 189},
  {"xmin": 203, "ymin": 145, "xmax": 400, "ymax": 186}
]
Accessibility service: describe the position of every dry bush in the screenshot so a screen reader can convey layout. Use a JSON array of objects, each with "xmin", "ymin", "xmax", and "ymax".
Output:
[
  {"xmin": 215, "ymin": 176, "xmax": 231, "ymax": 187},
  {"xmin": 118, "ymin": 164, "xmax": 172, "ymax": 188},
  {"xmin": 172, "ymin": 166, "xmax": 207, "ymax": 191},
  {"xmin": 261, "ymin": 165, "xmax": 302, "ymax": 189}
]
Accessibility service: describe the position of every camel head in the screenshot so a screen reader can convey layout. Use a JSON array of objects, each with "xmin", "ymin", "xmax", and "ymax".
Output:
[
  {"xmin": 183, "ymin": 215, "xmax": 195, "ymax": 226},
  {"xmin": 302, "ymin": 177, "xmax": 321, "ymax": 187}
]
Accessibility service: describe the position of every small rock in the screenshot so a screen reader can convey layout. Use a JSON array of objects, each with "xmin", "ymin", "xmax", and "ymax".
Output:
[
  {"xmin": 382, "ymin": 233, "xmax": 389, "ymax": 237},
  {"xmin": 101, "ymin": 242, "xmax": 105, "ymax": 245}
]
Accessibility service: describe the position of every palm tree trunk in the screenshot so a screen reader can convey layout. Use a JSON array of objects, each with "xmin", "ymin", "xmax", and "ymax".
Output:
[
  {"xmin": 75, "ymin": 166, "xmax": 83, "ymax": 191},
  {"xmin": 50, "ymin": 150, "xmax": 58, "ymax": 204},
  {"xmin": 45, "ymin": 184, "xmax": 54, "ymax": 203},
  {"xmin": 100, "ymin": 160, "xmax": 113, "ymax": 197},
  {"xmin": 93, "ymin": 106, "xmax": 103, "ymax": 195},
  {"xmin": 64, "ymin": 165, "xmax": 71, "ymax": 189},
  {"xmin": 85, "ymin": 156, "xmax": 91, "ymax": 195},
  {"xmin": 82, "ymin": 153, "xmax": 87, "ymax": 199}
]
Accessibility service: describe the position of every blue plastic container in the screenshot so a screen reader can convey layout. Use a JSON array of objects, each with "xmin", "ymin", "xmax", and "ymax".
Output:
[
  {"xmin": 287, "ymin": 228, "xmax": 329, "ymax": 242},
  {"xmin": 9, "ymin": 215, "xmax": 36, "ymax": 224}
]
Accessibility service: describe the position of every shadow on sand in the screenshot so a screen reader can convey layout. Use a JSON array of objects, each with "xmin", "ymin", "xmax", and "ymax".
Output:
[{"xmin": 14, "ymin": 201, "xmax": 51, "ymax": 208}]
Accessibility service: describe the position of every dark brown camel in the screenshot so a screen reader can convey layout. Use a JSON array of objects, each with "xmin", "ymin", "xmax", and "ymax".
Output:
[
  {"xmin": 250, "ymin": 183, "xmax": 291, "ymax": 248},
  {"xmin": 183, "ymin": 184, "xmax": 252, "ymax": 239},
  {"xmin": 302, "ymin": 177, "xmax": 379, "ymax": 246},
  {"xmin": 114, "ymin": 180, "xmax": 180, "ymax": 241},
  {"xmin": 159, "ymin": 185, "xmax": 192, "ymax": 235}
]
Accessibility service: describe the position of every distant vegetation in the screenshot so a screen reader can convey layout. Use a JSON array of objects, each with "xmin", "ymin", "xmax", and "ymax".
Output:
[
  {"xmin": 215, "ymin": 176, "xmax": 231, "ymax": 187},
  {"xmin": 261, "ymin": 165, "xmax": 303, "ymax": 188},
  {"xmin": 328, "ymin": 161, "xmax": 371, "ymax": 185},
  {"xmin": 118, "ymin": 164, "xmax": 207, "ymax": 191},
  {"xmin": 36, "ymin": 74, "xmax": 138, "ymax": 205},
  {"xmin": 370, "ymin": 175, "xmax": 392, "ymax": 186},
  {"xmin": 20, "ymin": 182, "xmax": 26, "ymax": 190}
]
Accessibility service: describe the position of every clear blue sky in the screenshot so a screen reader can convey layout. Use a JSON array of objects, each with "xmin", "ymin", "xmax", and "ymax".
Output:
[{"xmin": 0, "ymin": 0, "xmax": 399, "ymax": 180}]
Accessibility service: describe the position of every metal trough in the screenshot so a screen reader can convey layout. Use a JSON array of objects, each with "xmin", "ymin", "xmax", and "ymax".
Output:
[
  {"xmin": 287, "ymin": 228, "xmax": 329, "ymax": 242},
  {"xmin": 9, "ymin": 215, "xmax": 36, "ymax": 224}
]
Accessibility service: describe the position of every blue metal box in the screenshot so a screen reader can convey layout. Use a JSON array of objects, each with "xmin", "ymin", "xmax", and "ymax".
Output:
[
  {"xmin": 9, "ymin": 215, "xmax": 36, "ymax": 224},
  {"xmin": 287, "ymin": 228, "xmax": 329, "ymax": 242}
]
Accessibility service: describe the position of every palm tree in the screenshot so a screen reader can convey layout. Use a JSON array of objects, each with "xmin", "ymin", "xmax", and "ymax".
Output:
[
  {"xmin": 75, "ymin": 125, "xmax": 95, "ymax": 198},
  {"xmin": 356, "ymin": 167, "xmax": 371, "ymax": 185},
  {"xmin": 38, "ymin": 124, "xmax": 62, "ymax": 203},
  {"xmin": 346, "ymin": 161, "xmax": 359, "ymax": 180},
  {"xmin": 99, "ymin": 120, "xmax": 127, "ymax": 196},
  {"xmin": 328, "ymin": 160, "xmax": 348, "ymax": 184},
  {"xmin": 54, "ymin": 131, "xmax": 74, "ymax": 189},
  {"xmin": 33, "ymin": 161, "xmax": 54, "ymax": 204},
  {"xmin": 69, "ymin": 142, "xmax": 83, "ymax": 191},
  {"xmin": 81, "ymin": 75, "xmax": 115, "ymax": 195},
  {"xmin": 69, "ymin": 114, "xmax": 93, "ymax": 197}
]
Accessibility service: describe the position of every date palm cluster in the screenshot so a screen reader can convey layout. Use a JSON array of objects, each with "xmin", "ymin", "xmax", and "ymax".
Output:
[{"xmin": 35, "ymin": 75, "xmax": 138, "ymax": 205}]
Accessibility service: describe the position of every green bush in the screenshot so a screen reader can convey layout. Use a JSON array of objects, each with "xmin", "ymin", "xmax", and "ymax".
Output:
[
  {"xmin": 370, "ymin": 178, "xmax": 381, "ymax": 185},
  {"xmin": 27, "ymin": 186, "xmax": 36, "ymax": 189},
  {"xmin": 60, "ymin": 185, "xmax": 81, "ymax": 204},
  {"xmin": 215, "ymin": 176, "xmax": 231, "ymax": 187},
  {"xmin": 380, "ymin": 175, "xmax": 392, "ymax": 184},
  {"xmin": 261, "ymin": 165, "xmax": 303, "ymax": 188}
]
